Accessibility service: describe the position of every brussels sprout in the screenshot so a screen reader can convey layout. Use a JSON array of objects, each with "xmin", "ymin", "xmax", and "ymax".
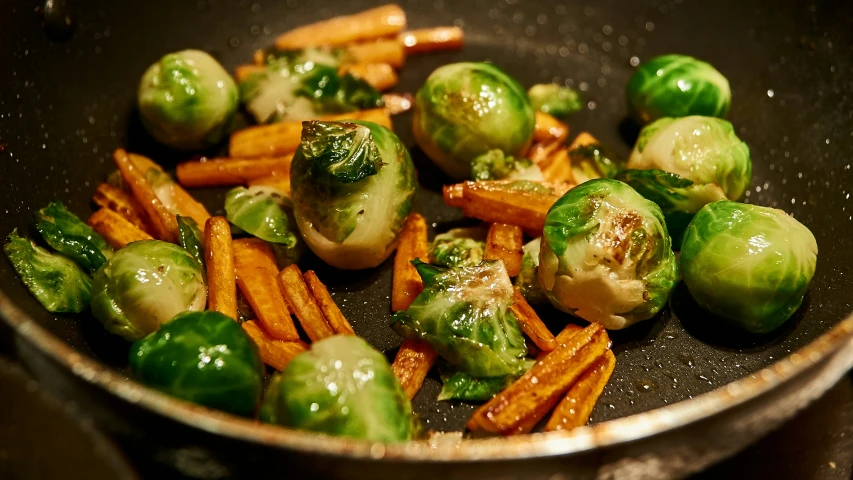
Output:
[
  {"xmin": 34, "ymin": 201, "xmax": 113, "ymax": 273},
  {"xmin": 176, "ymin": 215, "xmax": 205, "ymax": 271},
  {"xmin": 392, "ymin": 260, "xmax": 528, "ymax": 377},
  {"xmin": 129, "ymin": 311, "xmax": 264, "ymax": 416},
  {"xmin": 622, "ymin": 116, "xmax": 752, "ymax": 245},
  {"xmin": 438, "ymin": 371, "xmax": 515, "ymax": 402},
  {"xmin": 680, "ymin": 201, "xmax": 817, "ymax": 333},
  {"xmin": 626, "ymin": 54, "xmax": 730, "ymax": 124},
  {"xmin": 224, "ymin": 186, "xmax": 299, "ymax": 248},
  {"xmin": 138, "ymin": 50, "xmax": 238, "ymax": 150},
  {"xmin": 413, "ymin": 62, "xmax": 535, "ymax": 179},
  {"xmin": 514, "ymin": 238, "xmax": 547, "ymax": 305},
  {"xmin": 540, "ymin": 179, "xmax": 679, "ymax": 330},
  {"xmin": 527, "ymin": 83, "xmax": 582, "ymax": 117},
  {"xmin": 265, "ymin": 335, "xmax": 413, "ymax": 443},
  {"xmin": 568, "ymin": 143, "xmax": 623, "ymax": 184},
  {"xmin": 291, "ymin": 120, "xmax": 417, "ymax": 269},
  {"xmin": 91, "ymin": 240, "xmax": 206, "ymax": 341},
  {"xmin": 428, "ymin": 227, "xmax": 487, "ymax": 268},
  {"xmin": 240, "ymin": 53, "xmax": 382, "ymax": 124},
  {"xmin": 3, "ymin": 229, "xmax": 92, "ymax": 313},
  {"xmin": 470, "ymin": 149, "xmax": 544, "ymax": 181}
]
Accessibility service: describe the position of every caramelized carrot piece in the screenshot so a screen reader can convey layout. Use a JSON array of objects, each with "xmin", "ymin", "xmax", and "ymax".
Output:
[
  {"xmin": 484, "ymin": 223, "xmax": 524, "ymax": 277},
  {"xmin": 545, "ymin": 350, "xmax": 616, "ymax": 431},
  {"xmin": 87, "ymin": 208, "xmax": 154, "ymax": 249},
  {"xmin": 391, "ymin": 338, "xmax": 438, "ymax": 400},
  {"xmin": 113, "ymin": 149, "xmax": 178, "ymax": 243},
  {"xmin": 303, "ymin": 270, "xmax": 355, "ymax": 335},
  {"xmin": 339, "ymin": 63, "xmax": 398, "ymax": 91},
  {"xmin": 274, "ymin": 4, "xmax": 406, "ymax": 50},
  {"xmin": 242, "ymin": 320, "xmax": 308, "ymax": 371},
  {"xmin": 346, "ymin": 39, "xmax": 406, "ymax": 68},
  {"xmin": 204, "ymin": 217, "xmax": 237, "ymax": 320},
  {"xmin": 176, "ymin": 155, "xmax": 294, "ymax": 188},
  {"xmin": 92, "ymin": 183, "xmax": 154, "ymax": 234},
  {"xmin": 398, "ymin": 26, "xmax": 464, "ymax": 54},
  {"xmin": 509, "ymin": 288, "xmax": 557, "ymax": 352},
  {"xmin": 392, "ymin": 213, "xmax": 429, "ymax": 312},
  {"xmin": 278, "ymin": 264, "xmax": 335, "ymax": 342},
  {"xmin": 533, "ymin": 111, "xmax": 569, "ymax": 143}
]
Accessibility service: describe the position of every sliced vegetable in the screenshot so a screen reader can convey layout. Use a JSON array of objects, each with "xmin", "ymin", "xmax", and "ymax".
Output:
[
  {"xmin": 204, "ymin": 216, "xmax": 237, "ymax": 320},
  {"xmin": 391, "ymin": 338, "xmax": 438, "ymax": 400},
  {"xmin": 176, "ymin": 215, "xmax": 205, "ymax": 270},
  {"xmin": 527, "ymin": 84, "xmax": 582, "ymax": 117},
  {"xmin": 545, "ymin": 350, "xmax": 615, "ymax": 431},
  {"xmin": 392, "ymin": 214, "xmax": 430, "ymax": 312},
  {"xmin": 303, "ymin": 270, "xmax": 355, "ymax": 335},
  {"xmin": 176, "ymin": 155, "xmax": 293, "ymax": 188},
  {"xmin": 87, "ymin": 208, "xmax": 154, "ymax": 249},
  {"xmin": 34, "ymin": 201, "xmax": 112, "ymax": 273},
  {"xmin": 274, "ymin": 4, "xmax": 407, "ymax": 50},
  {"xmin": 241, "ymin": 320, "xmax": 308, "ymax": 371},
  {"xmin": 224, "ymin": 186, "xmax": 299, "ymax": 247},
  {"xmin": 438, "ymin": 371, "xmax": 514, "ymax": 402},
  {"xmin": 484, "ymin": 223, "xmax": 523, "ymax": 277},
  {"xmin": 278, "ymin": 264, "xmax": 335, "ymax": 341},
  {"xmin": 428, "ymin": 227, "xmax": 486, "ymax": 269},
  {"xmin": 92, "ymin": 183, "xmax": 153, "ymax": 234},
  {"xmin": 514, "ymin": 238, "xmax": 547, "ymax": 305},
  {"xmin": 470, "ymin": 149, "xmax": 543, "ymax": 182}
]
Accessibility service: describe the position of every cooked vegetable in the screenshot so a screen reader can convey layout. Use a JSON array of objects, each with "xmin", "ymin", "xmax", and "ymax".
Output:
[
  {"xmin": 204, "ymin": 217, "xmax": 236, "ymax": 320},
  {"xmin": 392, "ymin": 260, "xmax": 527, "ymax": 378},
  {"xmin": 34, "ymin": 201, "xmax": 113, "ymax": 273},
  {"xmin": 129, "ymin": 311, "xmax": 263, "ymax": 416},
  {"xmin": 627, "ymin": 54, "xmax": 730, "ymax": 124},
  {"xmin": 4, "ymin": 229, "xmax": 92, "ymax": 313},
  {"xmin": 621, "ymin": 116, "xmax": 751, "ymax": 245},
  {"xmin": 509, "ymin": 288, "xmax": 556, "ymax": 352},
  {"xmin": 239, "ymin": 52, "xmax": 383, "ymax": 124},
  {"xmin": 92, "ymin": 183, "xmax": 153, "ymax": 235},
  {"xmin": 545, "ymin": 350, "xmax": 615, "ymax": 431},
  {"xmin": 87, "ymin": 208, "xmax": 155, "ymax": 249},
  {"xmin": 568, "ymin": 138, "xmax": 623, "ymax": 184},
  {"xmin": 445, "ymin": 180, "xmax": 568, "ymax": 232},
  {"xmin": 241, "ymin": 320, "xmax": 307, "ymax": 371},
  {"xmin": 680, "ymin": 201, "xmax": 818, "ymax": 333},
  {"xmin": 539, "ymin": 179, "xmax": 679, "ymax": 330},
  {"xmin": 428, "ymin": 227, "xmax": 486, "ymax": 269},
  {"xmin": 514, "ymin": 238, "xmax": 546, "ymax": 305},
  {"xmin": 224, "ymin": 186, "xmax": 299, "ymax": 248},
  {"xmin": 137, "ymin": 156, "xmax": 211, "ymax": 227},
  {"xmin": 470, "ymin": 149, "xmax": 543, "ymax": 181},
  {"xmin": 303, "ymin": 270, "xmax": 355, "ymax": 335},
  {"xmin": 438, "ymin": 371, "xmax": 514, "ymax": 402},
  {"xmin": 138, "ymin": 50, "xmax": 238, "ymax": 149},
  {"xmin": 91, "ymin": 240, "xmax": 206, "ymax": 341},
  {"xmin": 176, "ymin": 155, "xmax": 293, "ymax": 188},
  {"xmin": 274, "ymin": 4, "xmax": 407, "ymax": 50},
  {"xmin": 264, "ymin": 335, "xmax": 414, "ymax": 443},
  {"xmin": 291, "ymin": 120, "xmax": 417, "ymax": 269},
  {"xmin": 484, "ymin": 223, "xmax": 524, "ymax": 277},
  {"xmin": 176, "ymin": 215, "xmax": 205, "ymax": 270},
  {"xmin": 392, "ymin": 214, "xmax": 429, "ymax": 312},
  {"xmin": 413, "ymin": 62, "xmax": 535, "ymax": 179},
  {"xmin": 114, "ymin": 149, "xmax": 179, "ymax": 243},
  {"xmin": 527, "ymin": 84, "xmax": 582, "ymax": 117},
  {"xmin": 399, "ymin": 26, "xmax": 464, "ymax": 54},
  {"xmin": 339, "ymin": 62, "xmax": 399, "ymax": 92},
  {"xmin": 278, "ymin": 264, "xmax": 335, "ymax": 341},
  {"xmin": 391, "ymin": 338, "xmax": 438, "ymax": 400}
]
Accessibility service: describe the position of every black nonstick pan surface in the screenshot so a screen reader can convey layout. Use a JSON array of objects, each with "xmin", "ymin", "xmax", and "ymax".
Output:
[{"xmin": 1, "ymin": 0, "xmax": 852, "ymax": 455}]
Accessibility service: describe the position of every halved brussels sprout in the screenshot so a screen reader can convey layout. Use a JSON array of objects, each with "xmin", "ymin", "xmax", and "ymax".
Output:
[
  {"xmin": 129, "ymin": 311, "xmax": 264, "ymax": 416},
  {"xmin": 34, "ymin": 201, "xmax": 113, "ymax": 273},
  {"xmin": 138, "ymin": 50, "xmax": 238, "ymax": 150},
  {"xmin": 91, "ymin": 240, "xmax": 206, "ymax": 341},
  {"xmin": 514, "ymin": 237, "xmax": 547, "ymax": 305},
  {"xmin": 621, "ymin": 116, "xmax": 751, "ymax": 246},
  {"xmin": 470, "ymin": 149, "xmax": 544, "ymax": 181},
  {"xmin": 291, "ymin": 120, "xmax": 416, "ymax": 269},
  {"xmin": 413, "ymin": 62, "xmax": 535, "ymax": 180},
  {"xmin": 224, "ymin": 186, "xmax": 299, "ymax": 247},
  {"xmin": 527, "ymin": 83, "xmax": 582, "ymax": 117},
  {"xmin": 4, "ymin": 229, "xmax": 92, "ymax": 313},
  {"xmin": 392, "ymin": 260, "xmax": 528, "ymax": 378},
  {"xmin": 626, "ymin": 54, "xmax": 730, "ymax": 124},
  {"xmin": 540, "ymin": 179, "xmax": 678, "ymax": 330},
  {"xmin": 568, "ymin": 142, "xmax": 623, "ymax": 184},
  {"xmin": 263, "ymin": 335, "xmax": 413, "ymax": 443},
  {"xmin": 428, "ymin": 227, "xmax": 487, "ymax": 269},
  {"xmin": 680, "ymin": 201, "xmax": 818, "ymax": 333}
]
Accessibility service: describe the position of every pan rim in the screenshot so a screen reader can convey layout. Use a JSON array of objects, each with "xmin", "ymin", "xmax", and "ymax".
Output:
[{"xmin": 2, "ymin": 288, "xmax": 852, "ymax": 461}]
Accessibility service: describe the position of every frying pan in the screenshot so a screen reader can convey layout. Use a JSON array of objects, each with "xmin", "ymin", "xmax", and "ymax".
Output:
[{"xmin": 2, "ymin": 0, "xmax": 853, "ymax": 478}]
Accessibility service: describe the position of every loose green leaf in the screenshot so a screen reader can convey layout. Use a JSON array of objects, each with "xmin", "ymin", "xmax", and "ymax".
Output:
[
  {"xmin": 429, "ymin": 227, "xmax": 487, "ymax": 268},
  {"xmin": 34, "ymin": 201, "xmax": 113, "ymax": 273},
  {"xmin": 176, "ymin": 215, "xmax": 205, "ymax": 270},
  {"xmin": 514, "ymin": 237, "xmax": 547, "ymax": 305},
  {"xmin": 3, "ymin": 229, "xmax": 92, "ymax": 313},
  {"xmin": 527, "ymin": 83, "xmax": 583, "ymax": 117},
  {"xmin": 224, "ymin": 186, "xmax": 298, "ymax": 247},
  {"xmin": 438, "ymin": 371, "xmax": 515, "ymax": 402},
  {"xmin": 470, "ymin": 149, "xmax": 543, "ymax": 181}
]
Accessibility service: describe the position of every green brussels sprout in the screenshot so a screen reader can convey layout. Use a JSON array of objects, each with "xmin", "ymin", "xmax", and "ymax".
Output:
[
  {"xmin": 680, "ymin": 201, "xmax": 818, "ymax": 333},
  {"xmin": 264, "ymin": 335, "xmax": 413, "ymax": 443},
  {"xmin": 470, "ymin": 149, "xmax": 544, "ymax": 181},
  {"xmin": 138, "ymin": 50, "xmax": 238, "ymax": 150},
  {"xmin": 129, "ymin": 311, "xmax": 264, "ymax": 416},
  {"xmin": 540, "ymin": 179, "xmax": 679, "ymax": 330},
  {"xmin": 4, "ymin": 229, "xmax": 92, "ymax": 313},
  {"xmin": 224, "ymin": 186, "xmax": 299, "ymax": 247},
  {"xmin": 621, "ymin": 116, "xmax": 752, "ymax": 246},
  {"xmin": 413, "ymin": 62, "xmax": 535, "ymax": 180},
  {"xmin": 34, "ymin": 201, "xmax": 113, "ymax": 273},
  {"xmin": 568, "ymin": 143, "xmax": 624, "ymax": 184},
  {"xmin": 527, "ymin": 83, "xmax": 582, "ymax": 117},
  {"xmin": 626, "ymin": 54, "xmax": 730, "ymax": 124},
  {"xmin": 240, "ymin": 52, "xmax": 382, "ymax": 124},
  {"xmin": 91, "ymin": 240, "xmax": 206, "ymax": 341},
  {"xmin": 428, "ymin": 227, "xmax": 487, "ymax": 268},
  {"xmin": 392, "ymin": 260, "xmax": 528, "ymax": 377},
  {"xmin": 176, "ymin": 215, "xmax": 205, "ymax": 271},
  {"xmin": 291, "ymin": 120, "xmax": 416, "ymax": 269},
  {"xmin": 514, "ymin": 238, "xmax": 547, "ymax": 305},
  {"xmin": 437, "ymin": 371, "xmax": 515, "ymax": 402}
]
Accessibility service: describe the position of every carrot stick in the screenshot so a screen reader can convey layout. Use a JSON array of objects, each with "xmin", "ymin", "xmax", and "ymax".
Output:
[
  {"xmin": 235, "ymin": 64, "xmax": 265, "ymax": 83},
  {"xmin": 346, "ymin": 39, "xmax": 406, "ymax": 68},
  {"xmin": 87, "ymin": 208, "xmax": 154, "ymax": 249},
  {"xmin": 247, "ymin": 174, "xmax": 291, "ymax": 196},
  {"xmin": 545, "ymin": 349, "xmax": 616, "ymax": 431},
  {"xmin": 527, "ymin": 140, "xmax": 563, "ymax": 168},
  {"xmin": 92, "ymin": 183, "xmax": 154, "ymax": 234},
  {"xmin": 339, "ymin": 63, "xmax": 398, "ymax": 91},
  {"xmin": 533, "ymin": 111, "xmax": 569, "ymax": 144},
  {"xmin": 204, "ymin": 217, "xmax": 237, "ymax": 320},
  {"xmin": 241, "ymin": 320, "xmax": 308, "ymax": 371},
  {"xmin": 484, "ymin": 223, "xmax": 523, "ymax": 277},
  {"xmin": 392, "ymin": 213, "xmax": 429, "ymax": 312},
  {"xmin": 278, "ymin": 264, "xmax": 335, "ymax": 342},
  {"xmin": 274, "ymin": 4, "xmax": 406, "ymax": 50},
  {"xmin": 176, "ymin": 155, "xmax": 294, "ymax": 188},
  {"xmin": 391, "ymin": 338, "xmax": 438, "ymax": 400},
  {"xmin": 127, "ymin": 153, "xmax": 211, "ymax": 227},
  {"xmin": 113, "ymin": 148, "xmax": 178, "ymax": 243},
  {"xmin": 399, "ymin": 26, "xmax": 464, "ymax": 54},
  {"xmin": 303, "ymin": 270, "xmax": 355, "ymax": 335},
  {"xmin": 569, "ymin": 132, "xmax": 600, "ymax": 150},
  {"xmin": 541, "ymin": 147, "xmax": 573, "ymax": 184},
  {"xmin": 510, "ymin": 288, "xmax": 557, "ymax": 352},
  {"xmin": 457, "ymin": 181, "xmax": 562, "ymax": 233},
  {"xmin": 232, "ymin": 238, "xmax": 300, "ymax": 341},
  {"xmin": 537, "ymin": 324, "xmax": 583, "ymax": 360},
  {"xmin": 442, "ymin": 183, "xmax": 465, "ymax": 207}
]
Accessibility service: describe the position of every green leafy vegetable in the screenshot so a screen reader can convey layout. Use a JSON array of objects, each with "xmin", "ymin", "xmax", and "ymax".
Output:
[
  {"xmin": 568, "ymin": 143, "xmax": 623, "ymax": 184},
  {"xmin": 413, "ymin": 62, "xmax": 535, "ymax": 180},
  {"xmin": 438, "ymin": 371, "xmax": 515, "ymax": 402},
  {"xmin": 514, "ymin": 238, "xmax": 547, "ymax": 305},
  {"xmin": 264, "ymin": 335, "xmax": 413, "ymax": 443},
  {"xmin": 527, "ymin": 83, "xmax": 583, "ymax": 117},
  {"xmin": 34, "ymin": 201, "xmax": 113, "ymax": 273},
  {"xmin": 428, "ymin": 227, "xmax": 487, "ymax": 268},
  {"xmin": 3, "ymin": 229, "xmax": 92, "ymax": 313},
  {"xmin": 291, "ymin": 120, "xmax": 416, "ymax": 269},
  {"xmin": 626, "ymin": 54, "xmax": 730, "ymax": 124},
  {"xmin": 91, "ymin": 240, "xmax": 206, "ymax": 341},
  {"xmin": 680, "ymin": 201, "xmax": 818, "ymax": 333},
  {"xmin": 540, "ymin": 179, "xmax": 679, "ymax": 330},
  {"xmin": 129, "ymin": 311, "xmax": 264, "ymax": 416},
  {"xmin": 138, "ymin": 50, "xmax": 238, "ymax": 150},
  {"xmin": 470, "ymin": 149, "xmax": 543, "ymax": 181},
  {"xmin": 176, "ymin": 215, "xmax": 205, "ymax": 271},
  {"xmin": 224, "ymin": 186, "xmax": 299, "ymax": 247}
]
